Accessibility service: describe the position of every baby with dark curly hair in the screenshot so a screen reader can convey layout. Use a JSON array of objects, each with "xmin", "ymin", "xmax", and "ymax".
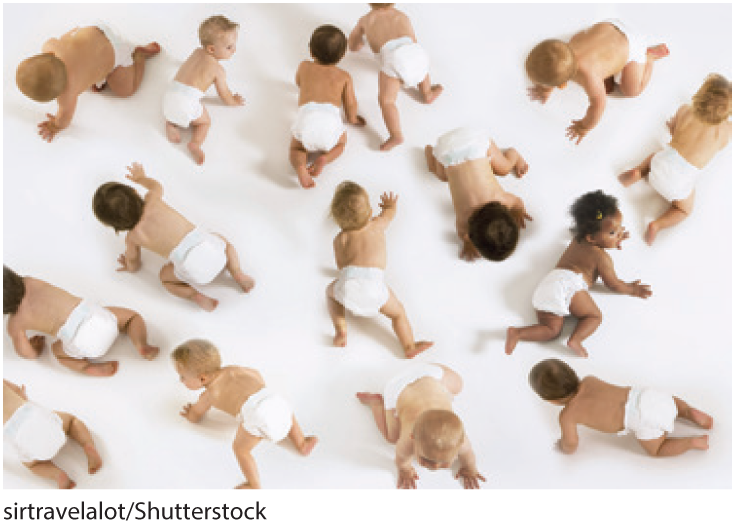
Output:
[{"xmin": 505, "ymin": 190, "xmax": 651, "ymax": 357}]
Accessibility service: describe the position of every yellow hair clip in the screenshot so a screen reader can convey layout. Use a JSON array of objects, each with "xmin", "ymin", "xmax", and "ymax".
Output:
[{"xmin": 596, "ymin": 210, "xmax": 603, "ymax": 220}]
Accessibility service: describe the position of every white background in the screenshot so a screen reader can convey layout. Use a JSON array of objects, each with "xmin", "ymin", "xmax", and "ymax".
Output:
[{"xmin": 2, "ymin": 1, "xmax": 732, "ymax": 518}]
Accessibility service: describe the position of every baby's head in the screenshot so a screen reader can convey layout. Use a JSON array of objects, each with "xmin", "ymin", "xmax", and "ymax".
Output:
[
  {"xmin": 467, "ymin": 202, "xmax": 520, "ymax": 261},
  {"xmin": 16, "ymin": 53, "xmax": 68, "ymax": 102},
  {"xmin": 692, "ymin": 73, "xmax": 732, "ymax": 125},
  {"xmin": 330, "ymin": 181, "xmax": 372, "ymax": 231},
  {"xmin": 369, "ymin": 3, "xmax": 395, "ymax": 8},
  {"xmin": 412, "ymin": 410, "xmax": 465, "ymax": 470},
  {"xmin": 529, "ymin": 358, "xmax": 580, "ymax": 403},
  {"xmin": 309, "ymin": 25, "xmax": 347, "ymax": 66},
  {"xmin": 526, "ymin": 39, "xmax": 576, "ymax": 88},
  {"xmin": 171, "ymin": 339, "xmax": 222, "ymax": 390},
  {"xmin": 570, "ymin": 190, "xmax": 623, "ymax": 248},
  {"xmin": 199, "ymin": 15, "xmax": 239, "ymax": 60},
  {"xmin": 92, "ymin": 183, "xmax": 145, "ymax": 233},
  {"xmin": 3, "ymin": 266, "xmax": 26, "ymax": 315}
]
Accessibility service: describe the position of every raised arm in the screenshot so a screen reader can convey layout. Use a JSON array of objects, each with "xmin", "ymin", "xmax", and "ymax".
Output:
[
  {"xmin": 558, "ymin": 409, "xmax": 579, "ymax": 454},
  {"xmin": 597, "ymin": 251, "xmax": 652, "ymax": 298},
  {"xmin": 125, "ymin": 162, "xmax": 163, "ymax": 199},
  {"xmin": 213, "ymin": 65, "xmax": 244, "ymax": 106},
  {"xmin": 38, "ymin": 93, "xmax": 78, "ymax": 142},
  {"xmin": 455, "ymin": 438, "xmax": 486, "ymax": 489},
  {"xmin": 567, "ymin": 74, "xmax": 607, "ymax": 144},
  {"xmin": 180, "ymin": 389, "xmax": 214, "ymax": 423},
  {"xmin": 342, "ymin": 75, "xmax": 366, "ymax": 126},
  {"xmin": 373, "ymin": 192, "xmax": 398, "ymax": 229},
  {"xmin": 347, "ymin": 19, "xmax": 365, "ymax": 52}
]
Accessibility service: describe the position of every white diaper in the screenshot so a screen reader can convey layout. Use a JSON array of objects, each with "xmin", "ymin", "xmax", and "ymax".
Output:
[
  {"xmin": 170, "ymin": 227, "xmax": 227, "ymax": 286},
  {"xmin": 4, "ymin": 402, "xmax": 67, "ymax": 463},
  {"xmin": 291, "ymin": 102, "xmax": 345, "ymax": 153},
  {"xmin": 532, "ymin": 269, "xmax": 589, "ymax": 317},
  {"xmin": 163, "ymin": 81, "xmax": 205, "ymax": 128},
  {"xmin": 56, "ymin": 300, "xmax": 119, "ymax": 359},
  {"xmin": 238, "ymin": 388, "xmax": 293, "ymax": 442},
  {"xmin": 619, "ymin": 387, "xmax": 677, "ymax": 441},
  {"xmin": 433, "ymin": 127, "xmax": 491, "ymax": 168},
  {"xmin": 605, "ymin": 19, "xmax": 650, "ymax": 84},
  {"xmin": 333, "ymin": 266, "xmax": 390, "ymax": 317},
  {"xmin": 379, "ymin": 36, "xmax": 430, "ymax": 88},
  {"xmin": 648, "ymin": 145, "xmax": 699, "ymax": 202},
  {"xmin": 383, "ymin": 363, "xmax": 445, "ymax": 411},
  {"xmin": 95, "ymin": 23, "xmax": 136, "ymax": 88}
]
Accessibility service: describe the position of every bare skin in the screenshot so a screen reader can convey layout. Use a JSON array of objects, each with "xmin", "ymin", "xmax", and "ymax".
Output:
[
  {"xmin": 506, "ymin": 210, "xmax": 651, "ymax": 357},
  {"xmin": 165, "ymin": 29, "xmax": 244, "ymax": 164},
  {"xmin": 550, "ymin": 376, "xmax": 712, "ymax": 457},
  {"xmin": 425, "ymin": 142, "xmax": 531, "ymax": 262},
  {"xmin": 327, "ymin": 190, "xmax": 432, "ymax": 357},
  {"xmin": 4, "ymin": 381, "xmax": 102, "ymax": 488},
  {"xmin": 348, "ymin": 5, "xmax": 442, "ymax": 151},
  {"xmin": 290, "ymin": 59, "xmax": 365, "ymax": 188},
  {"xmin": 175, "ymin": 364, "xmax": 317, "ymax": 489},
  {"xmin": 5, "ymin": 277, "xmax": 157, "ymax": 376},
  {"xmin": 357, "ymin": 364, "xmax": 485, "ymax": 489},
  {"xmin": 114, "ymin": 163, "xmax": 255, "ymax": 310},
  {"xmin": 619, "ymin": 102, "xmax": 732, "ymax": 244},
  {"xmin": 34, "ymin": 26, "xmax": 159, "ymax": 141},
  {"xmin": 528, "ymin": 22, "xmax": 668, "ymax": 143}
]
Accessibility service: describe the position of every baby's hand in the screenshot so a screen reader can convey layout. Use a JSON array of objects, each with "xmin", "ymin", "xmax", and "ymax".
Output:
[
  {"xmin": 528, "ymin": 85, "xmax": 553, "ymax": 104},
  {"xmin": 350, "ymin": 115, "xmax": 366, "ymax": 127},
  {"xmin": 396, "ymin": 466, "xmax": 418, "ymax": 489},
  {"xmin": 38, "ymin": 114, "xmax": 61, "ymax": 142},
  {"xmin": 125, "ymin": 162, "xmax": 146, "ymax": 183},
  {"xmin": 232, "ymin": 94, "xmax": 245, "ymax": 106},
  {"xmin": 455, "ymin": 467, "xmax": 486, "ymax": 489},
  {"xmin": 29, "ymin": 335, "xmax": 46, "ymax": 354},
  {"xmin": 116, "ymin": 254, "xmax": 140, "ymax": 273},
  {"xmin": 566, "ymin": 119, "xmax": 589, "ymax": 145},
  {"xmin": 666, "ymin": 117, "xmax": 675, "ymax": 135},
  {"xmin": 180, "ymin": 403, "xmax": 198, "ymax": 422},
  {"xmin": 379, "ymin": 192, "xmax": 398, "ymax": 210},
  {"xmin": 629, "ymin": 280, "xmax": 652, "ymax": 299},
  {"xmin": 616, "ymin": 229, "xmax": 630, "ymax": 249},
  {"xmin": 460, "ymin": 240, "xmax": 481, "ymax": 262}
]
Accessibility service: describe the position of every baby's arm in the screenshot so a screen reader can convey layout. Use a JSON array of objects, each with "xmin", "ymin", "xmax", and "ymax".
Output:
[
  {"xmin": 558, "ymin": 409, "xmax": 579, "ymax": 454},
  {"xmin": 489, "ymin": 142, "xmax": 529, "ymax": 178},
  {"xmin": 527, "ymin": 84, "xmax": 555, "ymax": 104},
  {"xmin": 342, "ymin": 75, "xmax": 366, "ymax": 126},
  {"xmin": 7, "ymin": 317, "xmax": 45, "ymax": 359},
  {"xmin": 347, "ymin": 18, "xmax": 366, "ymax": 52},
  {"xmin": 456, "ymin": 218, "xmax": 481, "ymax": 262},
  {"xmin": 125, "ymin": 162, "xmax": 163, "ymax": 199},
  {"xmin": 3, "ymin": 379, "xmax": 28, "ymax": 400},
  {"xmin": 597, "ymin": 252, "xmax": 652, "ymax": 298},
  {"xmin": 372, "ymin": 192, "xmax": 398, "ymax": 229},
  {"xmin": 38, "ymin": 93, "xmax": 78, "ymax": 142},
  {"xmin": 666, "ymin": 105, "xmax": 687, "ymax": 135},
  {"xmin": 213, "ymin": 65, "xmax": 244, "ymax": 106},
  {"xmin": 455, "ymin": 438, "xmax": 486, "ymax": 489},
  {"xmin": 567, "ymin": 73, "xmax": 607, "ymax": 144},
  {"xmin": 117, "ymin": 234, "xmax": 142, "ymax": 272},
  {"xmin": 180, "ymin": 389, "xmax": 214, "ymax": 423},
  {"xmin": 394, "ymin": 434, "xmax": 418, "ymax": 489}
]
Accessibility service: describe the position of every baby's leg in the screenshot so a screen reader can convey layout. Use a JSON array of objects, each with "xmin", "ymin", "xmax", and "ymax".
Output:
[
  {"xmin": 24, "ymin": 460, "xmax": 75, "ymax": 489},
  {"xmin": 287, "ymin": 416, "xmax": 318, "ymax": 456},
  {"xmin": 424, "ymin": 145, "xmax": 448, "ymax": 181},
  {"xmin": 637, "ymin": 433, "xmax": 709, "ymax": 457},
  {"xmin": 57, "ymin": 412, "xmax": 102, "ymax": 474},
  {"xmin": 356, "ymin": 393, "xmax": 398, "ymax": 443},
  {"xmin": 617, "ymin": 44, "xmax": 668, "ymax": 97},
  {"xmin": 232, "ymin": 426, "xmax": 263, "ymax": 489},
  {"xmin": 379, "ymin": 289, "xmax": 433, "ymax": 358},
  {"xmin": 505, "ymin": 311, "xmax": 564, "ymax": 355},
  {"xmin": 417, "ymin": 74, "xmax": 443, "ymax": 104},
  {"xmin": 159, "ymin": 262, "xmax": 218, "ymax": 311},
  {"xmin": 619, "ymin": 153, "xmax": 655, "ymax": 187},
  {"xmin": 165, "ymin": 121, "xmax": 182, "ymax": 144},
  {"xmin": 51, "ymin": 340, "xmax": 118, "ymax": 377},
  {"xmin": 106, "ymin": 307, "xmax": 158, "ymax": 360},
  {"xmin": 104, "ymin": 42, "xmax": 161, "ymax": 97},
  {"xmin": 645, "ymin": 191, "xmax": 694, "ymax": 245},
  {"xmin": 673, "ymin": 396, "xmax": 713, "ymax": 429},
  {"xmin": 326, "ymin": 281, "xmax": 347, "ymax": 347},
  {"xmin": 289, "ymin": 138, "xmax": 314, "ymax": 189},
  {"xmin": 378, "ymin": 72, "xmax": 404, "ymax": 151},
  {"xmin": 187, "ymin": 106, "xmax": 211, "ymax": 165},
  {"xmin": 567, "ymin": 291, "xmax": 602, "ymax": 358},
  {"xmin": 309, "ymin": 133, "xmax": 346, "ymax": 177},
  {"xmin": 214, "ymin": 234, "xmax": 255, "ymax": 293},
  {"xmin": 437, "ymin": 364, "xmax": 463, "ymax": 396}
]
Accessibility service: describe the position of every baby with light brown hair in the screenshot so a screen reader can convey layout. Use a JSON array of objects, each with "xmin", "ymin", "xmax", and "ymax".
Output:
[
  {"xmin": 357, "ymin": 363, "xmax": 484, "ymax": 489},
  {"xmin": 172, "ymin": 339, "xmax": 317, "ymax": 489},
  {"xmin": 16, "ymin": 24, "xmax": 160, "ymax": 141},
  {"xmin": 326, "ymin": 181, "xmax": 432, "ymax": 358},
  {"xmin": 618, "ymin": 74, "xmax": 732, "ymax": 244}
]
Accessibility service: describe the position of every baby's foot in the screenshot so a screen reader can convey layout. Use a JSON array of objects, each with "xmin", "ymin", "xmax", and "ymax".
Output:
[
  {"xmin": 299, "ymin": 436, "xmax": 318, "ymax": 456},
  {"xmin": 84, "ymin": 444, "xmax": 103, "ymax": 474},
  {"xmin": 235, "ymin": 481, "xmax": 256, "ymax": 489},
  {"xmin": 424, "ymin": 145, "xmax": 437, "ymax": 173},
  {"xmin": 380, "ymin": 135, "xmax": 404, "ymax": 152},
  {"xmin": 297, "ymin": 168, "xmax": 315, "ymax": 189},
  {"xmin": 333, "ymin": 329, "xmax": 347, "ymax": 347},
  {"xmin": 307, "ymin": 155, "xmax": 327, "ymax": 177},
  {"xmin": 514, "ymin": 157, "xmax": 529, "ymax": 177},
  {"xmin": 187, "ymin": 142, "xmax": 205, "ymax": 165},
  {"xmin": 193, "ymin": 293, "xmax": 218, "ymax": 312},
  {"xmin": 691, "ymin": 435, "xmax": 709, "ymax": 451},
  {"xmin": 566, "ymin": 339, "xmax": 589, "ymax": 358},
  {"xmin": 646, "ymin": 43, "xmax": 669, "ymax": 60},
  {"xmin": 356, "ymin": 392, "xmax": 383, "ymax": 406},
  {"xmin": 423, "ymin": 84, "xmax": 443, "ymax": 104},
  {"xmin": 505, "ymin": 327, "xmax": 521, "ymax": 355},
  {"xmin": 618, "ymin": 168, "xmax": 642, "ymax": 187},
  {"xmin": 57, "ymin": 471, "xmax": 76, "ymax": 489},
  {"xmin": 133, "ymin": 42, "xmax": 161, "ymax": 59},
  {"xmin": 138, "ymin": 344, "xmax": 159, "ymax": 360},
  {"xmin": 165, "ymin": 122, "xmax": 181, "ymax": 144},
  {"xmin": 404, "ymin": 341, "xmax": 433, "ymax": 359},
  {"xmin": 689, "ymin": 408, "xmax": 714, "ymax": 430},
  {"xmin": 644, "ymin": 222, "xmax": 660, "ymax": 246},
  {"xmin": 233, "ymin": 271, "xmax": 255, "ymax": 293},
  {"xmin": 84, "ymin": 361, "xmax": 119, "ymax": 377}
]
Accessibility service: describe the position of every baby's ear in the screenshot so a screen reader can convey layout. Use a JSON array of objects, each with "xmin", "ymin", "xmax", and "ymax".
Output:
[{"xmin": 205, "ymin": 44, "xmax": 216, "ymax": 55}]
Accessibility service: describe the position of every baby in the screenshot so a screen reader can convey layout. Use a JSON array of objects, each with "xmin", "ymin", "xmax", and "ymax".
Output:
[
  {"xmin": 93, "ymin": 163, "xmax": 255, "ymax": 311},
  {"xmin": 348, "ymin": 3, "xmax": 443, "ymax": 151},
  {"xmin": 290, "ymin": 25, "xmax": 365, "ymax": 189},
  {"xmin": 163, "ymin": 15, "xmax": 244, "ymax": 165},
  {"xmin": 506, "ymin": 191, "xmax": 651, "ymax": 357},
  {"xmin": 425, "ymin": 127, "xmax": 531, "ymax": 262},
  {"xmin": 526, "ymin": 20, "xmax": 668, "ymax": 143},
  {"xmin": 529, "ymin": 359, "xmax": 713, "ymax": 457},
  {"xmin": 327, "ymin": 182, "xmax": 432, "ymax": 358},
  {"xmin": 4, "ymin": 380, "xmax": 102, "ymax": 488},
  {"xmin": 16, "ymin": 24, "xmax": 160, "ymax": 142},
  {"xmin": 357, "ymin": 363, "xmax": 484, "ymax": 489},
  {"xmin": 172, "ymin": 339, "xmax": 317, "ymax": 489},
  {"xmin": 3, "ymin": 266, "xmax": 157, "ymax": 377},
  {"xmin": 619, "ymin": 74, "xmax": 732, "ymax": 244}
]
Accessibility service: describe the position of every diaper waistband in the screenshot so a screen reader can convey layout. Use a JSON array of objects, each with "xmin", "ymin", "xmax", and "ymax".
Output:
[
  {"xmin": 57, "ymin": 300, "xmax": 92, "ymax": 342},
  {"xmin": 298, "ymin": 101, "xmax": 341, "ymax": 117},
  {"xmin": 170, "ymin": 227, "xmax": 206, "ymax": 265},
  {"xmin": 379, "ymin": 36, "xmax": 414, "ymax": 55},
  {"xmin": 340, "ymin": 266, "xmax": 385, "ymax": 280},
  {"xmin": 170, "ymin": 80, "xmax": 206, "ymax": 98}
]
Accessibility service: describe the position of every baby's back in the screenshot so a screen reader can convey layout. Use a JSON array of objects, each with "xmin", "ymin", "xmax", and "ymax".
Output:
[
  {"xmin": 130, "ymin": 198, "xmax": 195, "ymax": 258},
  {"xmin": 42, "ymin": 27, "xmax": 115, "ymax": 94},
  {"xmin": 556, "ymin": 241, "xmax": 605, "ymax": 287},
  {"xmin": 396, "ymin": 377, "xmax": 453, "ymax": 428},
  {"xmin": 671, "ymin": 105, "xmax": 732, "ymax": 169},
  {"xmin": 564, "ymin": 376, "xmax": 629, "ymax": 434},
  {"xmin": 570, "ymin": 22, "xmax": 629, "ymax": 80},
  {"xmin": 334, "ymin": 222, "xmax": 387, "ymax": 270},
  {"xmin": 446, "ymin": 159, "xmax": 500, "ymax": 226},
  {"xmin": 361, "ymin": 7, "xmax": 414, "ymax": 53},
  {"xmin": 297, "ymin": 61, "xmax": 349, "ymax": 107},
  {"xmin": 11, "ymin": 278, "xmax": 80, "ymax": 336},
  {"xmin": 209, "ymin": 366, "xmax": 266, "ymax": 417},
  {"xmin": 174, "ymin": 48, "xmax": 220, "ymax": 93}
]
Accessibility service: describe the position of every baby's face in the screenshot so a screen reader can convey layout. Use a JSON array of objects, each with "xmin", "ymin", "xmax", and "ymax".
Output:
[
  {"xmin": 209, "ymin": 30, "xmax": 238, "ymax": 60},
  {"xmin": 590, "ymin": 209, "xmax": 626, "ymax": 249},
  {"xmin": 414, "ymin": 442, "xmax": 456, "ymax": 471},
  {"xmin": 175, "ymin": 362, "xmax": 203, "ymax": 390}
]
